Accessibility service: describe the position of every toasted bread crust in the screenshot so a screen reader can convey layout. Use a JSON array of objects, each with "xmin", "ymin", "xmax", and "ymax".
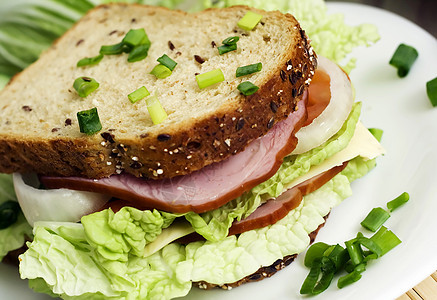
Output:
[{"xmin": 0, "ymin": 4, "xmax": 316, "ymax": 179}]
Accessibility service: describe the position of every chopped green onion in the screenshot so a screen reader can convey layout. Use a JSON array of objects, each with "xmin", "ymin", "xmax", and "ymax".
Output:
[
  {"xmin": 77, "ymin": 54, "xmax": 104, "ymax": 67},
  {"xmin": 345, "ymin": 239, "xmax": 364, "ymax": 266},
  {"xmin": 77, "ymin": 107, "xmax": 102, "ymax": 135},
  {"xmin": 222, "ymin": 36, "xmax": 239, "ymax": 45},
  {"xmin": 196, "ymin": 69, "xmax": 225, "ymax": 89},
  {"xmin": 128, "ymin": 86, "xmax": 150, "ymax": 104},
  {"xmin": 157, "ymin": 54, "xmax": 177, "ymax": 71},
  {"xmin": 387, "ymin": 192, "xmax": 410, "ymax": 212},
  {"xmin": 304, "ymin": 242, "xmax": 330, "ymax": 268},
  {"xmin": 122, "ymin": 28, "xmax": 148, "ymax": 48},
  {"xmin": 99, "ymin": 42, "xmax": 128, "ymax": 55},
  {"xmin": 389, "ymin": 43, "xmax": 419, "ymax": 77},
  {"xmin": 368, "ymin": 128, "xmax": 383, "ymax": 142},
  {"xmin": 300, "ymin": 257, "xmax": 336, "ymax": 295},
  {"xmin": 325, "ymin": 244, "xmax": 349, "ymax": 272},
  {"xmin": 0, "ymin": 200, "xmax": 20, "ymax": 229},
  {"xmin": 237, "ymin": 11, "xmax": 263, "ymax": 31},
  {"xmin": 150, "ymin": 64, "xmax": 172, "ymax": 79},
  {"xmin": 236, "ymin": 62, "xmax": 262, "ymax": 77},
  {"xmin": 370, "ymin": 226, "xmax": 402, "ymax": 256},
  {"xmin": 128, "ymin": 43, "xmax": 151, "ymax": 63},
  {"xmin": 145, "ymin": 95, "xmax": 167, "ymax": 125},
  {"xmin": 237, "ymin": 81, "xmax": 259, "ymax": 96},
  {"xmin": 356, "ymin": 235, "xmax": 383, "ymax": 257},
  {"xmin": 218, "ymin": 43, "xmax": 237, "ymax": 55},
  {"xmin": 73, "ymin": 76, "xmax": 99, "ymax": 98},
  {"xmin": 360, "ymin": 207, "xmax": 390, "ymax": 232},
  {"xmin": 426, "ymin": 77, "xmax": 437, "ymax": 107},
  {"xmin": 338, "ymin": 270, "xmax": 362, "ymax": 289}
]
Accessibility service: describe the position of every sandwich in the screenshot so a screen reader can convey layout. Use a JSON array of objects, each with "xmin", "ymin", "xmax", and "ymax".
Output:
[{"xmin": 0, "ymin": 3, "xmax": 384, "ymax": 299}]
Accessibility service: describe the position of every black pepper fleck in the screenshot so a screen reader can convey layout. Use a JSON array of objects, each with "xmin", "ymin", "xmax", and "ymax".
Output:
[
  {"xmin": 22, "ymin": 106, "xmax": 32, "ymax": 112},
  {"xmin": 109, "ymin": 30, "xmax": 118, "ymax": 36},
  {"xmin": 101, "ymin": 132, "xmax": 115, "ymax": 144},
  {"xmin": 51, "ymin": 128, "xmax": 60, "ymax": 132},
  {"xmin": 176, "ymin": 51, "xmax": 181, "ymax": 56},
  {"xmin": 236, "ymin": 117, "xmax": 245, "ymax": 131},
  {"xmin": 270, "ymin": 101, "xmax": 278, "ymax": 113},
  {"xmin": 130, "ymin": 161, "xmax": 142, "ymax": 169},
  {"xmin": 65, "ymin": 118, "xmax": 72, "ymax": 126},
  {"xmin": 168, "ymin": 41, "xmax": 175, "ymax": 51},
  {"xmin": 211, "ymin": 41, "xmax": 216, "ymax": 48},
  {"xmin": 76, "ymin": 39, "xmax": 84, "ymax": 46},
  {"xmin": 194, "ymin": 55, "xmax": 205, "ymax": 64},
  {"xmin": 157, "ymin": 134, "xmax": 171, "ymax": 142},
  {"xmin": 131, "ymin": 18, "xmax": 136, "ymax": 23}
]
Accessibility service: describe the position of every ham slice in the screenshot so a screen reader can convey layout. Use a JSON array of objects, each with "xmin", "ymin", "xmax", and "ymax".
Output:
[{"xmin": 41, "ymin": 95, "xmax": 307, "ymax": 214}]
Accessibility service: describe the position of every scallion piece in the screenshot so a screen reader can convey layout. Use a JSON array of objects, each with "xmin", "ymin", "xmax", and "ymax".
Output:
[
  {"xmin": 387, "ymin": 192, "xmax": 410, "ymax": 212},
  {"xmin": 222, "ymin": 36, "xmax": 239, "ymax": 45},
  {"xmin": 356, "ymin": 236, "xmax": 383, "ymax": 257},
  {"xmin": 145, "ymin": 95, "xmax": 167, "ymax": 125},
  {"xmin": 345, "ymin": 239, "xmax": 364, "ymax": 266},
  {"xmin": 99, "ymin": 42, "xmax": 128, "ymax": 55},
  {"xmin": 128, "ymin": 86, "xmax": 150, "ymax": 104},
  {"xmin": 122, "ymin": 28, "xmax": 148, "ymax": 48},
  {"xmin": 128, "ymin": 43, "xmax": 151, "ymax": 63},
  {"xmin": 218, "ymin": 43, "xmax": 237, "ymax": 55},
  {"xmin": 370, "ymin": 226, "xmax": 401, "ymax": 256},
  {"xmin": 77, "ymin": 107, "xmax": 102, "ymax": 135},
  {"xmin": 300, "ymin": 257, "xmax": 336, "ymax": 295},
  {"xmin": 360, "ymin": 207, "xmax": 390, "ymax": 232},
  {"xmin": 325, "ymin": 244, "xmax": 349, "ymax": 272},
  {"xmin": 237, "ymin": 11, "xmax": 263, "ymax": 31},
  {"xmin": 157, "ymin": 54, "xmax": 177, "ymax": 71},
  {"xmin": 368, "ymin": 128, "xmax": 383, "ymax": 142},
  {"xmin": 389, "ymin": 43, "xmax": 418, "ymax": 77},
  {"xmin": 237, "ymin": 81, "xmax": 259, "ymax": 96},
  {"xmin": 196, "ymin": 69, "xmax": 224, "ymax": 89},
  {"xmin": 304, "ymin": 242, "xmax": 330, "ymax": 268},
  {"xmin": 73, "ymin": 76, "xmax": 99, "ymax": 98},
  {"xmin": 236, "ymin": 62, "xmax": 262, "ymax": 77},
  {"xmin": 426, "ymin": 77, "xmax": 437, "ymax": 107},
  {"xmin": 150, "ymin": 64, "xmax": 172, "ymax": 79},
  {"xmin": 77, "ymin": 54, "xmax": 104, "ymax": 67},
  {"xmin": 337, "ymin": 270, "xmax": 362, "ymax": 289}
]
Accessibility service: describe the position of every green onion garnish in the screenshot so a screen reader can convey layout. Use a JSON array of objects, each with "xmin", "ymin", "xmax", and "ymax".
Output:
[
  {"xmin": 237, "ymin": 81, "xmax": 259, "ymax": 96},
  {"xmin": 128, "ymin": 43, "xmax": 151, "ymax": 63},
  {"xmin": 360, "ymin": 207, "xmax": 390, "ymax": 232},
  {"xmin": 77, "ymin": 107, "xmax": 102, "ymax": 135},
  {"xmin": 236, "ymin": 62, "xmax": 262, "ymax": 77},
  {"xmin": 237, "ymin": 11, "xmax": 263, "ymax": 31},
  {"xmin": 389, "ymin": 43, "xmax": 419, "ymax": 77},
  {"xmin": 426, "ymin": 77, "xmax": 437, "ymax": 107},
  {"xmin": 345, "ymin": 239, "xmax": 364, "ymax": 266},
  {"xmin": 368, "ymin": 128, "xmax": 383, "ymax": 142},
  {"xmin": 150, "ymin": 64, "xmax": 172, "ymax": 79},
  {"xmin": 196, "ymin": 69, "xmax": 225, "ymax": 89},
  {"xmin": 157, "ymin": 54, "xmax": 177, "ymax": 71},
  {"xmin": 73, "ymin": 76, "xmax": 99, "ymax": 98},
  {"xmin": 222, "ymin": 36, "xmax": 239, "ymax": 45},
  {"xmin": 304, "ymin": 242, "xmax": 330, "ymax": 268},
  {"xmin": 128, "ymin": 86, "xmax": 150, "ymax": 104},
  {"xmin": 145, "ymin": 95, "xmax": 167, "ymax": 125},
  {"xmin": 300, "ymin": 257, "xmax": 336, "ymax": 295},
  {"xmin": 337, "ymin": 270, "xmax": 362, "ymax": 289},
  {"xmin": 355, "ymin": 235, "xmax": 383, "ymax": 257},
  {"xmin": 218, "ymin": 43, "xmax": 237, "ymax": 55},
  {"xmin": 387, "ymin": 192, "xmax": 410, "ymax": 212},
  {"xmin": 370, "ymin": 226, "xmax": 401, "ymax": 256},
  {"xmin": 77, "ymin": 54, "xmax": 104, "ymax": 67},
  {"xmin": 122, "ymin": 28, "xmax": 149, "ymax": 48},
  {"xmin": 99, "ymin": 42, "xmax": 128, "ymax": 55}
]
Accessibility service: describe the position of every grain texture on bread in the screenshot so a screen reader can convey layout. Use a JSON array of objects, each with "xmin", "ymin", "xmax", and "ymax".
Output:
[{"xmin": 0, "ymin": 4, "xmax": 316, "ymax": 179}]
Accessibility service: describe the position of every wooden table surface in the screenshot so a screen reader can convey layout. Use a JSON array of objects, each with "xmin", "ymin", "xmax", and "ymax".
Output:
[{"xmin": 398, "ymin": 271, "xmax": 437, "ymax": 299}]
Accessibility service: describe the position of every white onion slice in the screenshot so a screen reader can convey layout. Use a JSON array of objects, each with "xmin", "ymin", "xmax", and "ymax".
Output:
[
  {"xmin": 291, "ymin": 55, "xmax": 354, "ymax": 154},
  {"xmin": 13, "ymin": 173, "xmax": 111, "ymax": 226}
]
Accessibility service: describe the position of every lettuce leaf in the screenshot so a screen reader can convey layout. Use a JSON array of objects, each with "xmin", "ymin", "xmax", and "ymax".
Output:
[
  {"xmin": 185, "ymin": 102, "xmax": 361, "ymax": 241},
  {"xmin": 19, "ymin": 157, "xmax": 374, "ymax": 299},
  {"xmin": 0, "ymin": 174, "xmax": 32, "ymax": 261}
]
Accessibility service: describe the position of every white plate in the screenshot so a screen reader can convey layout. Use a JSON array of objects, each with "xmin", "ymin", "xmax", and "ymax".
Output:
[{"xmin": 1, "ymin": 2, "xmax": 437, "ymax": 300}]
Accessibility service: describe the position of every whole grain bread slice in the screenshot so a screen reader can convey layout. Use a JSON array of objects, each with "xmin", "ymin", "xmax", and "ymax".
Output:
[{"xmin": 0, "ymin": 3, "xmax": 316, "ymax": 179}]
